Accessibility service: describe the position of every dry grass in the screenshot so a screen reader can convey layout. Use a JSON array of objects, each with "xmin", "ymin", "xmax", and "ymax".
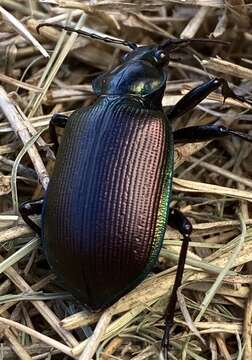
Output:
[{"xmin": 0, "ymin": 1, "xmax": 252, "ymax": 359}]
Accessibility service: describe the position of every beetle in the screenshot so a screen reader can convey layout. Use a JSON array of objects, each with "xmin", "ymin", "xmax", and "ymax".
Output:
[{"xmin": 20, "ymin": 24, "xmax": 252, "ymax": 358}]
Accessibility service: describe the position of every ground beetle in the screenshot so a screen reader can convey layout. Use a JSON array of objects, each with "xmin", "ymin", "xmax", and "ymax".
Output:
[{"xmin": 20, "ymin": 24, "xmax": 252, "ymax": 358}]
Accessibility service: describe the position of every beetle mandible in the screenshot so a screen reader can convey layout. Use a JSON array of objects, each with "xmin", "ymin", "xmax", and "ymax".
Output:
[{"xmin": 20, "ymin": 24, "xmax": 252, "ymax": 358}]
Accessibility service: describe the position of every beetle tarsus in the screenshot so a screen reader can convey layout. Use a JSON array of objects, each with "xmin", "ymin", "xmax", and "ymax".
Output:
[
  {"xmin": 219, "ymin": 79, "xmax": 252, "ymax": 105},
  {"xmin": 49, "ymin": 113, "xmax": 69, "ymax": 154},
  {"xmin": 161, "ymin": 319, "xmax": 173, "ymax": 359},
  {"xmin": 19, "ymin": 198, "xmax": 44, "ymax": 236},
  {"xmin": 159, "ymin": 38, "xmax": 229, "ymax": 54}
]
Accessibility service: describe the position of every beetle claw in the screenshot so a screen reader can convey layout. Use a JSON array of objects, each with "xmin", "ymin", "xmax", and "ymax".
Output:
[{"xmin": 161, "ymin": 321, "xmax": 173, "ymax": 359}]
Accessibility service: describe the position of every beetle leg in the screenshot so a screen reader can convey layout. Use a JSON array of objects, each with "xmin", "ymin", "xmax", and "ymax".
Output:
[
  {"xmin": 173, "ymin": 124, "xmax": 252, "ymax": 144},
  {"xmin": 168, "ymin": 78, "xmax": 251, "ymax": 121},
  {"xmin": 162, "ymin": 208, "xmax": 192, "ymax": 359},
  {"xmin": 19, "ymin": 198, "xmax": 44, "ymax": 236},
  {"xmin": 49, "ymin": 114, "xmax": 68, "ymax": 154}
]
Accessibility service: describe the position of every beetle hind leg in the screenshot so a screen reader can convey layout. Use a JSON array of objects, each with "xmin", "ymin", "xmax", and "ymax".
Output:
[
  {"xmin": 49, "ymin": 114, "xmax": 68, "ymax": 154},
  {"xmin": 19, "ymin": 198, "xmax": 44, "ymax": 236},
  {"xmin": 162, "ymin": 208, "xmax": 192, "ymax": 359}
]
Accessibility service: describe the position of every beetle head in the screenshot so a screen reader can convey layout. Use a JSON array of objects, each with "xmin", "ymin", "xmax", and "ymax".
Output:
[
  {"xmin": 121, "ymin": 39, "xmax": 192, "ymax": 66},
  {"xmin": 122, "ymin": 37, "xmax": 228, "ymax": 66},
  {"xmin": 93, "ymin": 39, "xmax": 216, "ymax": 98},
  {"xmin": 93, "ymin": 37, "xmax": 228, "ymax": 99}
]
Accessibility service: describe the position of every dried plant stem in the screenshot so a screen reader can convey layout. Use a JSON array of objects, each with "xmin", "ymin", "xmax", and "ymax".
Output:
[
  {"xmin": 227, "ymin": 0, "xmax": 250, "ymax": 28},
  {"xmin": 215, "ymin": 334, "xmax": 232, "ymax": 360},
  {"xmin": 4, "ymin": 328, "xmax": 33, "ymax": 360},
  {"xmin": 190, "ymin": 156, "xmax": 252, "ymax": 189},
  {"xmin": 243, "ymin": 280, "xmax": 252, "ymax": 360},
  {"xmin": 0, "ymin": 238, "xmax": 39, "ymax": 274},
  {"xmin": 0, "ymin": 2, "xmax": 252, "ymax": 359},
  {"xmin": 197, "ymin": 214, "xmax": 246, "ymax": 319},
  {"xmin": 28, "ymin": 14, "xmax": 87, "ymax": 118},
  {"xmin": 0, "ymin": 5, "xmax": 48, "ymax": 57},
  {"xmin": 174, "ymin": 142, "xmax": 210, "ymax": 169},
  {"xmin": 0, "ymin": 73, "xmax": 42, "ymax": 92},
  {"xmin": 0, "ymin": 274, "xmax": 55, "ymax": 316},
  {"xmin": 0, "ymin": 225, "xmax": 32, "ymax": 243},
  {"xmin": 0, "ymin": 317, "xmax": 74, "ymax": 358},
  {"xmin": 173, "ymin": 178, "xmax": 252, "ymax": 202},
  {"xmin": 0, "ymin": 0, "xmax": 45, "ymax": 18},
  {"xmin": 202, "ymin": 57, "xmax": 252, "ymax": 80},
  {"xmin": 180, "ymin": 6, "xmax": 209, "ymax": 39},
  {"xmin": 79, "ymin": 308, "xmax": 113, "ymax": 360},
  {"xmin": 0, "ymin": 87, "xmax": 49, "ymax": 190},
  {"xmin": 168, "ymin": 0, "xmax": 224, "ymax": 6},
  {"xmin": 101, "ymin": 337, "xmax": 123, "ymax": 360},
  {"xmin": 0, "ymin": 254, "xmax": 78, "ymax": 347}
]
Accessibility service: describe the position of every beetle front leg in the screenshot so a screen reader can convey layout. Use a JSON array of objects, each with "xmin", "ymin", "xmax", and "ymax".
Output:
[
  {"xmin": 162, "ymin": 208, "xmax": 192, "ymax": 359},
  {"xmin": 168, "ymin": 78, "xmax": 251, "ymax": 121},
  {"xmin": 173, "ymin": 124, "xmax": 252, "ymax": 144},
  {"xmin": 49, "ymin": 114, "xmax": 69, "ymax": 154},
  {"xmin": 19, "ymin": 198, "xmax": 44, "ymax": 236}
]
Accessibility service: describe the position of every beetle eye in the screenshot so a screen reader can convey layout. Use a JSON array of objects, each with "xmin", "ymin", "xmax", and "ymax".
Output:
[
  {"xmin": 122, "ymin": 52, "xmax": 129, "ymax": 62},
  {"xmin": 154, "ymin": 50, "xmax": 166, "ymax": 63}
]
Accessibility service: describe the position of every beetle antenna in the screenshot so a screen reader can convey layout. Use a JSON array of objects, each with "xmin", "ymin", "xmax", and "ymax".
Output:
[
  {"xmin": 188, "ymin": 38, "xmax": 230, "ymax": 46},
  {"xmin": 159, "ymin": 38, "xmax": 229, "ymax": 53},
  {"xmin": 37, "ymin": 23, "xmax": 137, "ymax": 50}
]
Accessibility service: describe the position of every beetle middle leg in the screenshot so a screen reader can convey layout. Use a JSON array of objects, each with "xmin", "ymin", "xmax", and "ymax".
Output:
[
  {"xmin": 168, "ymin": 78, "xmax": 251, "ymax": 121},
  {"xmin": 173, "ymin": 124, "xmax": 252, "ymax": 144},
  {"xmin": 19, "ymin": 198, "xmax": 44, "ymax": 236},
  {"xmin": 162, "ymin": 208, "xmax": 192, "ymax": 358},
  {"xmin": 49, "ymin": 114, "xmax": 68, "ymax": 154}
]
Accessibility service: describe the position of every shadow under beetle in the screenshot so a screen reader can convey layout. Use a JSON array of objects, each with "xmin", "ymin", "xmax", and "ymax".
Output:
[{"xmin": 20, "ymin": 25, "xmax": 252, "ymax": 359}]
